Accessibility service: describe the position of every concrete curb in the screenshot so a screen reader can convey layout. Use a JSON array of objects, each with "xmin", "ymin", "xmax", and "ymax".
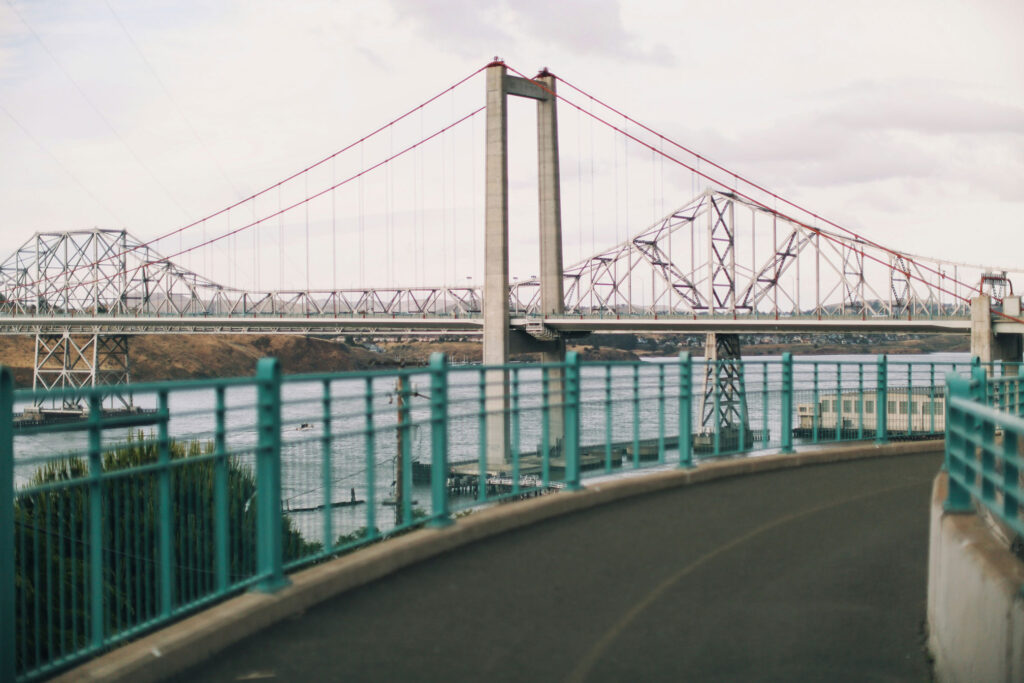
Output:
[
  {"xmin": 927, "ymin": 472, "xmax": 1024, "ymax": 682},
  {"xmin": 56, "ymin": 439, "xmax": 943, "ymax": 682}
]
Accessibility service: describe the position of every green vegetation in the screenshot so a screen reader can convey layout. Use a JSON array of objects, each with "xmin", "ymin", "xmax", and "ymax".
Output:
[{"xmin": 13, "ymin": 433, "xmax": 318, "ymax": 674}]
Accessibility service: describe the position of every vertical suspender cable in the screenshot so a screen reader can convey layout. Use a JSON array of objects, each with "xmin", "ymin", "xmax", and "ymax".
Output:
[
  {"xmin": 472, "ymin": 106, "xmax": 477, "ymax": 287},
  {"xmin": 442, "ymin": 120, "xmax": 448, "ymax": 288},
  {"xmin": 589, "ymin": 95, "xmax": 595, "ymax": 313},
  {"xmin": 305, "ymin": 173, "xmax": 310, "ymax": 297},
  {"xmin": 624, "ymin": 117, "xmax": 631, "ymax": 314},
  {"xmin": 359, "ymin": 141, "xmax": 365, "ymax": 288},
  {"xmin": 253, "ymin": 200, "xmax": 259, "ymax": 294},
  {"xmin": 577, "ymin": 104, "xmax": 582, "ymax": 265},
  {"xmin": 201, "ymin": 218, "xmax": 206, "ymax": 278},
  {"xmin": 451, "ymin": 89, "xmax": 457, "ymax": 295},
  {"xmin": 278, "ymin": 186, "xmax": 284, "ymax": 292},
  {"xmin": 419, "ymin": 109, "xmax": 425, "ymax": 290},
  {"xmin": 386, "ymin": 128, "xmax": 392, "ymax": 288},
  {"xmin": 332, "ymin": 155, "xmax": 336, "ymax": 295}
]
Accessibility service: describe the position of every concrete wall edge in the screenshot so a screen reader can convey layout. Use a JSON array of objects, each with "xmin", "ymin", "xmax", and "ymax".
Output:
[{"xmin": 927, "ymin": 471, "xmax": 1024, "ymax": 683}]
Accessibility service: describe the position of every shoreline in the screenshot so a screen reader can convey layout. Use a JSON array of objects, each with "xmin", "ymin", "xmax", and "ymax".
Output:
[{"xmin": 0, "ymin": 333, "xmax": 969, "ymax": 387}]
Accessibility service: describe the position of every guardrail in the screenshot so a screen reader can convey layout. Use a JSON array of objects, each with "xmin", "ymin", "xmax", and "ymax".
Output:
[
  {"xmin": 944, "ymin": 366, "xmax": 1024, "ymax": 543},
  {"xmin": 0, "ymin": 353, "xmax": 1013, "ymax": 681}
]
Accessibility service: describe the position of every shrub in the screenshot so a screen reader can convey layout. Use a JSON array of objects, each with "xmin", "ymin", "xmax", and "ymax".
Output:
[{"xmin": 13, "ymin": 432, "xmax": 318, "ymax": 674}]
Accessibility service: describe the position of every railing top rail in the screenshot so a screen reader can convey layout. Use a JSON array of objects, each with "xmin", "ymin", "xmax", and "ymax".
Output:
[{"xmin": 948, "ymin": 393, "xmax": 1024, "ymax": 432}]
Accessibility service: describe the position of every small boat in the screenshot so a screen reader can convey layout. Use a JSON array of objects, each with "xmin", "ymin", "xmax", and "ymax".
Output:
[{"xmin": 295, "ymin": 423, "xmax": 315, "ymax": 431}]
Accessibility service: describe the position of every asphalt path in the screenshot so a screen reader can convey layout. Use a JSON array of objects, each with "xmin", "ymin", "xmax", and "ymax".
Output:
[{"xmin": 175, "ymin": 451, "xmax": 941, "ymax": 682}]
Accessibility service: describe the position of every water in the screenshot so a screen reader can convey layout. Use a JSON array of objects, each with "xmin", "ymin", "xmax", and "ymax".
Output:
[{"xmin": 13, "ymin": 351, "xmax": 973, "ymax": 543}]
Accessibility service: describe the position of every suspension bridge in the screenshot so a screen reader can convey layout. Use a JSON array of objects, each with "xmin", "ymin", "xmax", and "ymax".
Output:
[
  {"xmin": 3, "ymin": 59, "xmax": 1024, "ymax": 683},
  {"xmin": 1, "ymin": 60, "xmax": 1022, "ymax": 430}
]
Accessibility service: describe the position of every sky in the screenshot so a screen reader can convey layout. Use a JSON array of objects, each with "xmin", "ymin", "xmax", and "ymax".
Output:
[{"xmin": 1, "ymin": 0, "xmax": 1022, "ymax": 293}]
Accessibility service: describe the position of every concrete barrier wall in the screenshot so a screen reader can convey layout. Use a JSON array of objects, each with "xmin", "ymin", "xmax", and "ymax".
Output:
[{"xmin": 927, "ymin": 473, "xmax": 1024, "ymax": 683}]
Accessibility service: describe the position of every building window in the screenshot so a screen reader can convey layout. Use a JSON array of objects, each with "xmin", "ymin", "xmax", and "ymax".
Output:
[
  {"xmin": 899, "ymin": 401, "xmax": 908, "ymax": 414},
  {"xmin": 843, "ymin": 400, "xmax": 852, "ymax": 413},
  {"xmin": 866, "ymin": 400, "xmax": 874, "ymax": 412}
]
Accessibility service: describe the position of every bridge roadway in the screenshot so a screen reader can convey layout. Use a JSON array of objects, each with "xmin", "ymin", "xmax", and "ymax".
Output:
[
  {"xmin": 173, "ymin": 449, "xmax": 941, "ymax": 682},
  {"xmin": 4, "ymin": 313, "xmax": 1020, "ymax": 336}
]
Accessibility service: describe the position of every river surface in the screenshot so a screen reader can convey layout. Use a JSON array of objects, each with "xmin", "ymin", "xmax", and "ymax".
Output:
[{"xmin": 13, "ymin": 351, "xmax": 974, "ymax": 540}]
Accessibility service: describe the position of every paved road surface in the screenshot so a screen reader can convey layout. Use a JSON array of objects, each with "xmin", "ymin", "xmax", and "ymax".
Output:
[{"xmin": 175, "ymin": 451, "xmax": 941, "ymax": 682}]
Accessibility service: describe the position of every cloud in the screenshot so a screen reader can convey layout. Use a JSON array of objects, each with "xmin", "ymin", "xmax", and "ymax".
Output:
[
  {"xmin": 825, "ymin": 82, "xmax": 1024, "ymax": 136},
  {"xmin": 389, "ymin": 0, "xmax": 673, "ymax": 64},
  {"xmin": 675, "ymin": 81, "xmax": 1024, "ymax": 201}
]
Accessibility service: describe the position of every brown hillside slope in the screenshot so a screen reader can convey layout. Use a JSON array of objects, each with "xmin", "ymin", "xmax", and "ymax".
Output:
[{"xmin": 0, "ymin": 335, "xmax": 394, "ymax": 388}]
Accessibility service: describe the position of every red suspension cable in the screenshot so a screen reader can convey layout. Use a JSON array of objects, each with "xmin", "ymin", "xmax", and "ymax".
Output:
[
  {"xmin": 504, "ymin": 64, "xmax": 980, "ymax": 308},
  {"xmin": 16, "ymin": 64, "xmax": 488, "ymax": 296},
  {"xmin": 11, "ymin": 106, "xmax": 486, "ymax": 305}
]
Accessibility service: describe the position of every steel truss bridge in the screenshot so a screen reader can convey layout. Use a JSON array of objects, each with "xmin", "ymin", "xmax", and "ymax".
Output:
[
  {"xmin": 1, "ymin": 61, "xmax": 1021, "ymax": 419},
  {"xmin": 2, "ymin": 190, "xmax": 1019, "ymax": 335}
]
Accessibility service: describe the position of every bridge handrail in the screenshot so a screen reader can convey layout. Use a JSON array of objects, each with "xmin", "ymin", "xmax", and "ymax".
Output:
[
  {"xmin": 944, "ymin": 368, "xmax": 1024, "ymax": 543},
  {"xmin": 0, "ymin": 353, "xmax": 977, "ymax": 681}
]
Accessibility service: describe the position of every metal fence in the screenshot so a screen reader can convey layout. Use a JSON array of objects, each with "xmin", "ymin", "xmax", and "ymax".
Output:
[
  {"xmin": 1, "ymin": 352, "xmax": 1017, "ymax": 680},
  {"xmin": 944, "ymin": 366, "xmax": 1024, "ymax": 545}
]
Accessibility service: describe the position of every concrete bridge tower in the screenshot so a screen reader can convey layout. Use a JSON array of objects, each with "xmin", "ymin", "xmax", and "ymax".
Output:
[{"xmin": 483, "ymin": 61, "xmax": 566, "ymax": 467}]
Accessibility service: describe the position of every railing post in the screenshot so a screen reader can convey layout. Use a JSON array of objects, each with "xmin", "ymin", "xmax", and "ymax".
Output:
[
  {"xmin": 157, "ymin": 390, "xmax": 173, "ymax": 616},
  {"xmin": 87, "ymin": 393, "xmax": 104, "ymax": 649},
  {"xmin": 428, "ymin": 353, "xmax": 452, "ymax": 528},
  {"xmin": 564, "ymin": 351, "xmax": 582, "ymax": 490},
  {"xmin": 970, "ymin": 365, "xmax": 988, "ymax": 404},
  {"xmin": 254, "ymin": 358, "xmax": 288, "ymax": 592},
  {"xmin": 214, "ymin": 386, "xmax": 229, "ymax": 593},
  {"xmin": 875, "ymin": 355, "xmax": 888, "ymax": 445},
  {"xmin": 678, "ymin": 353, "xmax": 693, "ymax": 468},
  {"xmin": 780, "ymin": 353, "xmax": 794, "ymax": 453},
  {"xmin": 944, "ymin": 373, "xmax": 974, "ymax": 513},
  {"xmin": 0, "ymin": 367, "xmax": 14, "ymax": 683}
]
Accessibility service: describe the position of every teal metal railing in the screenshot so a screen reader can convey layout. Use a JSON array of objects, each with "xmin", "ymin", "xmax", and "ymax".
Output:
[
  {"xmin": 0, "ymin": 353, "xmax": 1015, "ymax": 680},
  {"xmin": 944, "ymin": 365, "xmax": 1024, "ymax": 544}
]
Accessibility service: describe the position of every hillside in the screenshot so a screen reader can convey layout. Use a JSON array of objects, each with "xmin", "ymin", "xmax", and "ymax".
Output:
[
  {"xmin": 0, "ymin": 331, "xmax": 969, "ymax": 390},
  {"xmin": 0, "ymin": 335, "xmax": 394, "ymax": 388}
]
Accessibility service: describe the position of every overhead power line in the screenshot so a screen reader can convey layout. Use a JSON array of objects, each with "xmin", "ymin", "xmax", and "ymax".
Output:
[
  {"xmin": 102, "ymin": 0, "xmax": 244, "ymax": 201},
  {"xmin": 7, "ymin": 0, "xmax": 193, "ymax": 221}
]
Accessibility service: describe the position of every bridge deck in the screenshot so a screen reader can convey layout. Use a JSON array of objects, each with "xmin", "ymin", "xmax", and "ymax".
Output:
[
  {"xmin": 0, "ymin": 314, "xmax": 996, "ymax": 335},
  {"xmin": 173, "ymin": 451, "xmax": 940, "ymax": 682}
]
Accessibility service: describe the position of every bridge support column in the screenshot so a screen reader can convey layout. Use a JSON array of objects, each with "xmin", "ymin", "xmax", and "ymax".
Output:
[
  {"xmin": 483, "ymin": 61, "xmax": 567, "ymax": 466},
  {"xmin": 483, "ymin": 62, "xmax": 511, "ymax": 467},
  {"xmin": 536, "ymin": 69, "xmax": 566, "ymax": 447},
  {"xmin": 698, "ymin": 333, "xmax": 751, "ymax": 453},
  {"xmin": 970, "ymin": 295, "xmax": 1022, "ymax": 372},
  {"xmin": 33, "ymin": 332, "xmax": 132, "ymax": 409}
]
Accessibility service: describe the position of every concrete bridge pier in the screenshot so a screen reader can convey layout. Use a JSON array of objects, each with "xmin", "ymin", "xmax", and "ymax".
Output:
[
  {"xmin": 970, "ymin": 294, "xmax": 1023, "ymax": 371},
  {"xmin": 483, "ymin": 61, "xmax": 566, "ymax": 467}
]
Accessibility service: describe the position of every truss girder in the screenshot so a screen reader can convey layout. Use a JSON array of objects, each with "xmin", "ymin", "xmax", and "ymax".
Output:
[{"xmin": 0, "ymin": 200, "xmax": 1013, "ymax": 327}]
